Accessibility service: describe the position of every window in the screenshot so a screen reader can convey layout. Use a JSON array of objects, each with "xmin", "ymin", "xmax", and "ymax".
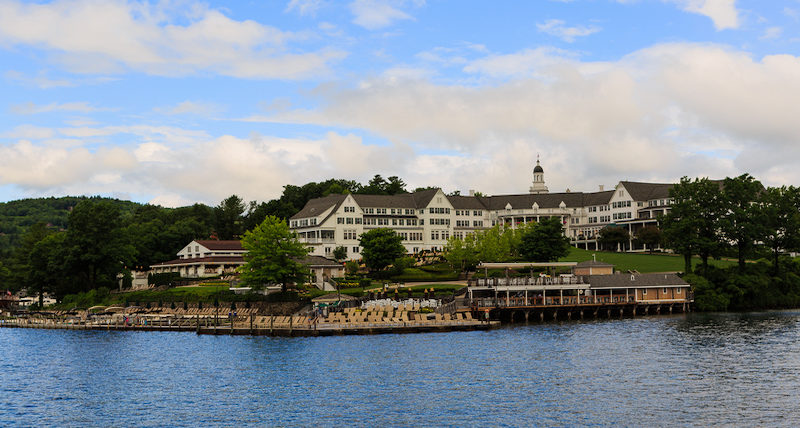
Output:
[
  {"xmin": 324, "ymin": 247, "xmax": 331, "ymax": 254},
  {"xmin": 473, "ymin": 220, "xmax": 483, "ymax": 227},
  {"xmin": 355, "ymin": 218, "xmax": 363, "ymax": 224},
  {"xmin": 676, "ymin": 288, "xmax": 682, "ymax": 294},
  {"xmin": 337, "ymin": 217, "xmax": 344, "ymax": 224},
  {"xmin": 352, "ymin": 247, "xmax": 360, "ymax": 253},
  {"xmin": 346, "ymin": 217, "xmax": 353, "ymax": 224}
]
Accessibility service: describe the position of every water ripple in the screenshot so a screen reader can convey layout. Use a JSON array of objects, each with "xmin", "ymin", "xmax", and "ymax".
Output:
[{"xmin": 3, "ymin": 312, "xmax": 800, "ymax": 426}]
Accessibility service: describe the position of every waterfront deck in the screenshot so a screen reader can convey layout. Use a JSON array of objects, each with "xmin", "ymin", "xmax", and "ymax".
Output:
[{"xmin": 465, "ymin": 272, "xmax": 693, "ymax": 322}]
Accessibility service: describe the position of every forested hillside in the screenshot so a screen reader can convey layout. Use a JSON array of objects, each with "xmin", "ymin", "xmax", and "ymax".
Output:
[
  {"xmin": 0, "ymin": 197, "xmax": 141, "ymax": 256},
  {"xmin": 0, "ymin": 174, "xmax": 423, "ymax": 299}
]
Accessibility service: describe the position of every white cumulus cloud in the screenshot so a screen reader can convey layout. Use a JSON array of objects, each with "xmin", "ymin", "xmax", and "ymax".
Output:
[
  {"xmin": 0, "ymin": 0, "xmax": 345, "ymax": 79},
  {"xmin": 536, "ymin": 19, "xmax": 601, "ymax": 42},
  {"xmin": 669, "ymin": 0, "xmax": 740, "ymax": 30}
]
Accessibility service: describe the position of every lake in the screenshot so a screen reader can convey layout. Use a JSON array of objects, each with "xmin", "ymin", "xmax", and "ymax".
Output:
[{"xmin": 2, "ymin": 311, "xmax": 800, "ymax": 426}]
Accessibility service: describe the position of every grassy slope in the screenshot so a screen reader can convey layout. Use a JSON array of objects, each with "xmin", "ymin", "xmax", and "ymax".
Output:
[{"xmin": 560, "ymin": 247, "xmax": 737, "ymax": 273}]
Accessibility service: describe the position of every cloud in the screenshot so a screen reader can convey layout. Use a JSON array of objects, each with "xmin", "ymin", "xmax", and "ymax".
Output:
[
  {"xmin": 10, "ymin": 101, "xmax": 110, "ymax": 115},
  {"xmin": 462, "ymin": 47, "xmax": 575, "ymax": 78},
  {"xmin": 0, "ymin": 0, "xmax": 345, "ymax": 79},
  {"xmin": 286, "ymin": 0, "xmax": 325, "ymax": 16},
  {"xmin": 2, "ymin": 125, "xmax": 56, "ymax": 140},
  {"xmin": 349, "ymin": 0, "xmax": 417, "ymax": 30},
  {"xmin": 4, "ymin": 70, "xmax": 75, "ymax": 88},
  {"xmin": 760, "ymin": 26, "xmax": 782, "ymax": 40},
  {"xmin": 242, "ymin": 42, "xmax": 800, "ymax": 191},
  {"xmin": 669, "ymin": 0, "xmax": 740, "ymax": 30},
  {"xmin": 536, "ymin": 19, "xmax": 601, "ymax": 42},
  {"xmin": 153, "ymin": 101, "xmax": 223, "ymax": 116}
]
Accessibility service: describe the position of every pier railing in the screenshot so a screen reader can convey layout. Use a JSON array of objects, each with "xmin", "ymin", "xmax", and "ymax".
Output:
[{"xmin": 469, "ymin": 295, "xmax": 637, "ymax": 308}]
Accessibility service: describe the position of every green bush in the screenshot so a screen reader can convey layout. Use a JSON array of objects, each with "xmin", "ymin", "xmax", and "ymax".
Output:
[
  {"xmin": 148, "ymin": 272, "xmax": 181, "ymax": 287},
  {"xmin": 264, "ymin": 291, "xmax": 300, "ymax": 302}
]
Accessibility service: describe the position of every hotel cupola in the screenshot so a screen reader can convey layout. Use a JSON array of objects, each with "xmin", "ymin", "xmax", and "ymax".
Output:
[{"xmin": 529, "ymin": 156, "xmax": 549, "ymax": 194}]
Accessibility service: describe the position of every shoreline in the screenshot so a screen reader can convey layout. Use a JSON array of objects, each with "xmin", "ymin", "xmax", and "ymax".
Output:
[{"xmin": 0, "ymin": 316, "xmax": 499, "ymax": 336}]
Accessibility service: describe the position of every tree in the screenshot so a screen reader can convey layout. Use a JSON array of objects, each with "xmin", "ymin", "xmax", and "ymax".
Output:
[
  {"xmin": 719, "ymin": 174, "xmax": 765, "ymax": 270},
  {"xmin": 238, "ymin": 216, "xmax": 309, "ymax": 292},
  {"xmin": 214, "ymin": 195, "xmax": 246, "ymax": 240},
  {"xmin": 661, "ymin": 177, "xmax": 724, "ymax": 274},
  {"xmin": 7, "ymin": 222, "xmax": 52, "ymax": 292},
  {"xmin": 474, "ymin": 225, "xmax": 516, "ymax": 262},
  {"xmin": 445, "ymin": 233, "xmax": 479, "ymax": 273},
  {"xmin": 359, "ymin": 228, "xmax": 405, "ymax": 273},
  {"xmin": 518, "ymin": 217, "xmax": 570, "ymax": 262},
  {"xmin": 345, "ymin": 260, "xmax": 359, "ymax": 275},
  {"xmin": 333, "ymin": 245, "xmax": 348, "ymax": 262},
  {"xmin": 66, "ymin": 200, "xmax": 135, "ymax": 291},
  {"xmin": 28, "ymin": 232, "xmax": 69, "ymax": 304},
  {"xmin": 635, "ymin": 226, "xmax": 662, "ymax": 254},
  {"xmin": 358, "ymin": 175, "xmax": 408, "ymax": 195},
  {"xmin": 385, "ymin": 176, "xmax": 408, "ymax": 195},
  {"xmin": 598, "ymin": 226, "xmax": 629, "ymax": 252},
  {"xmin": 759, "ymin": 186, "xmax": 800, "ymax": 274}
]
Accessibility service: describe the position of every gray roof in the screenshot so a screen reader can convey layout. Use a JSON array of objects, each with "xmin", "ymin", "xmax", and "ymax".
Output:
[
  {"xmin": 291, "ymin": 194, "xmax": 346, "ymax": 220},
  {"xmin": 301, "ymin": 255, "xmax": 343, "ymax": 267},
  {"xmin": 352, "ymin": 193, "xmax": 417, "ymax": 209},
  {"xmin": 292, "ymin": 189, "xmax": 447, "ymax": 220},
  {"xmin": 619, "ymin": 181, "xmax": 675, "ymax": 201},
  {"xmin": 587, "ymin": 273, "xmax": 689, "ymax": 288},
  {"xmin": 482, "ymin": 192, "xmax": 587, "ymax": 210},
  {"xmin": 447, "ymin": 195, "xmax": 489, "ymax": 210},
  {"xmin": 583, "ymin": 190, "xmax": 614, "ymax": 206}
]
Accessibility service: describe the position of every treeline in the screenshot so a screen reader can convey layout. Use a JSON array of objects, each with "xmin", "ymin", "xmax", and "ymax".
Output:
[
  {"xmin": 661, "ymin": 174, "xmax": 800, "ymax": 311},
  {"xmin": 0, "ymin": 174, "xmax": 425, "ymax": 303}
]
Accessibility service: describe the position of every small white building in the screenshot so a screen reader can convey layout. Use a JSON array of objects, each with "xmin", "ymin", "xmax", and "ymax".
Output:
[{"xmin": 149, "ymin": 240, "xmax": 246, "ymax": 278}]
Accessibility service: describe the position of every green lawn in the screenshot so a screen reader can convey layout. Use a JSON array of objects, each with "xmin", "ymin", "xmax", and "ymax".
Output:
[
  {"xmin": 559, "ymin": 247, "xmax": 737, "ymax": 273},
  {"xmin": 120, "ymin": 285, "xmax": 232, "ymax": 303}
]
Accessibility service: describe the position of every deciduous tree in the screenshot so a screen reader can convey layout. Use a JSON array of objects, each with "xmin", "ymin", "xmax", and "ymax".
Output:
[
  {"xmin": 720, "ymin": 174, "xmax": 765, "ymax": 270},
  {"xmin": 598, "ymin": 226, "xmax": 629, "ymax": 252},
  {"xmin": 635, "ymin": 226, "xmax": 662, "ymax": 254},
  {"xmin": 359, "ymin": 228, "xmax": 405, "ymax": 273},
  {"xmin": 238, "ymin": 216, "xmax": 309, "ymax": 292},
  {"xmin": 66, "ymin": 200, "xmax": 134, "ymax": 291},
  {"xmin": 518, "ymin": 217, "xmax": 570, "ymax": 262}
]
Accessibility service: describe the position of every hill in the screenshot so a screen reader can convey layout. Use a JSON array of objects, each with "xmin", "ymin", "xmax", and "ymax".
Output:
[{"xmin": 0, "ymin": 196, "xmax": 143, "ymax": 256}]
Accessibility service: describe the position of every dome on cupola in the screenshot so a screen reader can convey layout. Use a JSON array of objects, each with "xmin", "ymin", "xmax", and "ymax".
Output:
[{"xmin": 533, "ymin": 162, "xmax": 544, "ymax": 173}]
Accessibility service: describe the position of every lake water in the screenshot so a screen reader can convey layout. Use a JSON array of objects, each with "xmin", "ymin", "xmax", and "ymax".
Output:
[{"xmin": 2, "ymin": 311, "xmax": 800, "ymax": 426}]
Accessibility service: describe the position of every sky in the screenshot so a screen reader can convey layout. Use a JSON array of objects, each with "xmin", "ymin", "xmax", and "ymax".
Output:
[{"xmin": 1, "ymin": 0, "xmax": 799, "ymax": 207}]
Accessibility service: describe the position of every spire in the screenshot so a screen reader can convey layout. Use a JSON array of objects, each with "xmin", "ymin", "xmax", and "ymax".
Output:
[{"xmin": 529, "ymin": 155, "xmax": 548, "ymax": 194}]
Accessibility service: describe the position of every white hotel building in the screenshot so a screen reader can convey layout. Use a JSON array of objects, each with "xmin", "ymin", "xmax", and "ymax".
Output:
[{"xmin": 289, "ymin": 160, "xmax": 675, "ymax": 260}]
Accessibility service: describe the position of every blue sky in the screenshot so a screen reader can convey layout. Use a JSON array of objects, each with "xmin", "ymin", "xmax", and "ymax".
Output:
[{"xmin": 1, "ymin": 0, "xmax": 799, "ymax": 206}]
